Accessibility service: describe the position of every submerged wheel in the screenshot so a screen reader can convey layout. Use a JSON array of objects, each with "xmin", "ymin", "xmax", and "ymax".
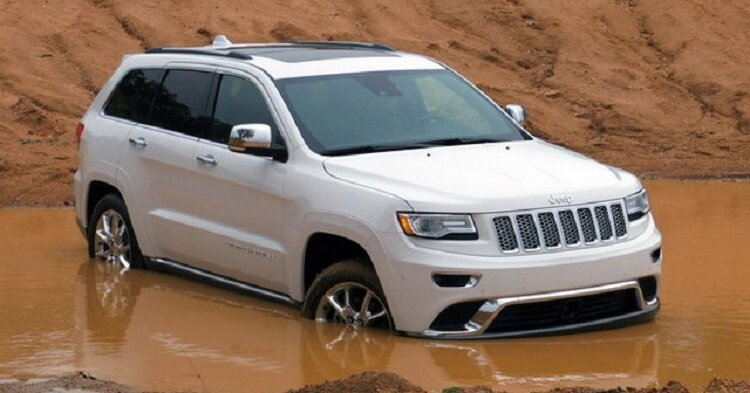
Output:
[
  {"xmin": 88, "ymin": 194, "xmax": 144, "ymax": 269},
  {"xmin": 303, "ymin": 260, "xmax": 392, "ymax": 330}
]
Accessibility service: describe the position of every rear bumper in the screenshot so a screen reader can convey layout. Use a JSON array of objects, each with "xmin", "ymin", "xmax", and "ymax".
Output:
[
  {"xmin": 76, "ymin": 215, "xmax": 87, "ymax": 239},
  {"xmin": 74, "ymin": 169, "xmax": 86, "ymax": 240}
]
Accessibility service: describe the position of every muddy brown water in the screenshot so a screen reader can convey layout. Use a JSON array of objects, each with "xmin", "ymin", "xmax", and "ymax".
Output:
[{"xmin": 0, "ymin": 181, "xmax": 748, "ymax": 392}]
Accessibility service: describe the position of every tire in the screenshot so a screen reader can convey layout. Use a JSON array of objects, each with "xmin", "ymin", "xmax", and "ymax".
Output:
[
  {"xmin": 302, "ymin": 259, "xmax": 392, "ymax": 330},
  {"xmin": 87, "ymin": 193, "xmax": 145, "ymax": 269}
]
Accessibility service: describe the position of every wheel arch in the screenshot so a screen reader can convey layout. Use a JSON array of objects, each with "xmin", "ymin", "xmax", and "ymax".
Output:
[
  {"xmin": 302, "ymin": 233, "xmax": 373, "ymax": 295},
  {"xmin": 288, "ymin": 213, "xmax": 396, "ymax": 303},
  {"xmin": 85, "ymin": 180, "xmax": 122, "ymax": 227}
]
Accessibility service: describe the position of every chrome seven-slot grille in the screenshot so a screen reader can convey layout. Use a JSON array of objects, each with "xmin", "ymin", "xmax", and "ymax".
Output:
[{"xmin": 493, "ymin": 201, "xmax": 628, "ymax": 253}]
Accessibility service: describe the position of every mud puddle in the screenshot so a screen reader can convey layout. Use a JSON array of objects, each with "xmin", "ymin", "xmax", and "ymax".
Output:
[{"xmin": 1, "ymin": 181, "xmax": 749, "ymax": 393}]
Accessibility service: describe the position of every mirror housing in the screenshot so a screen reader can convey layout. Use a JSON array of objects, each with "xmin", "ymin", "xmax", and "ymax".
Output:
[
  {"xmin": 504, "ymin": 104, "xmax": 527, "ymax": 127},
  {"xmin": 228, "ymin": 124, "xmax": 287, "ymax": 161},
  {"xmin": 229, "ymin": 123, "xmax": 272, "ymax": 150}
]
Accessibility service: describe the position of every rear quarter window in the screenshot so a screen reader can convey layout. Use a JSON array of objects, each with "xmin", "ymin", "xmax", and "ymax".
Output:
[{"xmin": 103, "ymin": 69, "xmax": 164, "ymax": 122}]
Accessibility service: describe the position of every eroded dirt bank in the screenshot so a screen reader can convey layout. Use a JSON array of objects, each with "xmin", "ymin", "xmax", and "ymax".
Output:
[
  {"xmin": 288, "ymin": 373, "xmax": 750, "ymax": 393},
  {"xmin": 1, "ymin": 0, "xmax": 749, "ymax": 206},
  {"xmin": 2, "ymin": 372, "xmax": 749, "ymax": 393},
  {"xmin": 0, "ymin": 372, "xmax": 135, "ymax": 393}
]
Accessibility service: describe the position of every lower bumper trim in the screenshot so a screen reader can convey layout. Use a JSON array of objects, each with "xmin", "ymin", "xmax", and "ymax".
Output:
[{"xmin": 421, "ymin": 280, "xmax": 658, "ymax": 339}]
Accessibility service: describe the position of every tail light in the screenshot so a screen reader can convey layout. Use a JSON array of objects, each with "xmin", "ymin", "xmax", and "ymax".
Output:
[{"xmin": 75, "ymin": 122, "xmax": 85, "ymax": 144}]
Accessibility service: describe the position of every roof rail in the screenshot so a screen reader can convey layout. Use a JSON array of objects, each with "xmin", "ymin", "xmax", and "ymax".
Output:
[
  {"xmin": 144, "ymin": 47, "xmax": 253, "ymax": 60},
  {"xmin": 285, "ymin": 41, "xmax": 395, "ymax": 51}
]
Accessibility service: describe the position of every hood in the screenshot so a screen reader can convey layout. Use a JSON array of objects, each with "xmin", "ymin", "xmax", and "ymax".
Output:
[{"xmin": 322, "ymin": 140, "xmax": 641, "ymax": 213}]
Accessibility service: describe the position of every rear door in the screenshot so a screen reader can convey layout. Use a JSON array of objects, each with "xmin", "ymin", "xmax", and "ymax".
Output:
[
  {"xmin": 117, "ymin": 66, "xmax": 214, "ymax": 264},
  {"xmin": 189, "ymin": 70, "xmax": 289, "ymax": 291},
  {"xmin": 84, "ymin": 69, "xmax": 160, "ymax": 208}
]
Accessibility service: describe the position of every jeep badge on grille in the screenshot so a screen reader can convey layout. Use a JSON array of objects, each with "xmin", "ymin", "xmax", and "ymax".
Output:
[{"xmin": 548, "ymin": 194, "xmax": 574, "ymax": 205}]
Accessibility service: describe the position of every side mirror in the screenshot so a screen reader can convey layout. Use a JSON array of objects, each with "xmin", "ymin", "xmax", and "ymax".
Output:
[
  {"xmin": 228, "ymin": 124, "xmax": 287, "ymax": 162},
  {"xmin": 504, "ymin": 104, "xmax": 526, "ymax": 127},
  {"xmin": 229, "ymin": 124, "xmax": 272, "ymax": 151}
]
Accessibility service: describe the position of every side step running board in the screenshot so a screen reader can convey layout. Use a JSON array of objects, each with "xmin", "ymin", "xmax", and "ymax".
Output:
[{"xmin": 149, "ymin": 258, "xmax": 298, "ymax": 306}]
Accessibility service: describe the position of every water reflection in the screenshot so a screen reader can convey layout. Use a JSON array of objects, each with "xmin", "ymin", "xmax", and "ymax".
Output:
[
  {"xmin": 74, "ymin": 259, "xmax": 397, "ymax": 390},
  {"xmin": 423, "ymin": 332, "xmax": 658, "ymax": 386},
  {"xmin": 73, "ymin": 258, "xmax": 659, "ymax": 392},
  {"xmin": 1, "ymin": 181, "xmax": 750, "ymax": 392}
]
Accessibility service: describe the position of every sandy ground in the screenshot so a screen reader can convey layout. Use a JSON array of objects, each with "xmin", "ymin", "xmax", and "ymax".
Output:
[
  {"xmin": 287, "ymin": 373, "xmax": 750, "ymax": 393},
  {"xmin": 0, "ymin": 372, "xmax": 136, "ymax": 393},
  {"xmin": 1, "ymin": 0, "xmax": 749, "ymax": 206},
  {"xmin": 2, "ymin": 372, "xmax": 749, "ymax": 393}
]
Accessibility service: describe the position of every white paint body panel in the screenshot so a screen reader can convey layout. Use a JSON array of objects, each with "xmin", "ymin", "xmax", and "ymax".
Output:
[
  {"xmin": 251, "ymin": 52, "xmax": 443, "ymax": 79},
  {"xmin": 117, "ymin": 125, "xmax": 198, "ymax": 264},
  {"xmin": 74, "ymin": 46, "xmax": 662, "ymax": 336},
  {"xmin": 190, "ymin": 139, "xmax": 289, "ymax": 292},
  {"xmin": 323, "ymin": 140, "xmax": 640, "ymax": 213}
]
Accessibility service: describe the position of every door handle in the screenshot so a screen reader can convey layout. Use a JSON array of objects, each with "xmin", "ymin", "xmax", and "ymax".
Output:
[
  {"xmin": 196, "ymin": 154, "xmax": 218, "ymax": 166},
  {"xmin": 128, "ymin": 137, "xmax": 147, "ymax": 147}
]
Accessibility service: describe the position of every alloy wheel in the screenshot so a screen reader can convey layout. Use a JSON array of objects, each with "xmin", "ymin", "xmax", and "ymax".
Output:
[
  {"xmin": 315, "ymin": 282, "xmax": 391, "ymax": 329},
  {"xmin": 93, "ymin": 209, "xmax": 132, "ymax": 272}
]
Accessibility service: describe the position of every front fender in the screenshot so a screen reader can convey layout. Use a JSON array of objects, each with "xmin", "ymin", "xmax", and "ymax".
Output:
[{"xmin": 285, "ymin": 211, "xmax": 401, "ymax": 303}]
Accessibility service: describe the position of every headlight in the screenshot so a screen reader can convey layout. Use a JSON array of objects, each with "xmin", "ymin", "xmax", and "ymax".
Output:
[
  {"xmin": 397, "ymin": 213, "xmax": 478, "ymax": 240},
  {"xmin": 625, "ymin": 189, "xmax": 650, "ymax": 221}
]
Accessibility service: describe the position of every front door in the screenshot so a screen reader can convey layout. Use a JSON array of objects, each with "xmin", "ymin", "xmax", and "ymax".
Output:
[{"xmin": 190, "ymin": 72, "xmax": 289, "ymax": 291}]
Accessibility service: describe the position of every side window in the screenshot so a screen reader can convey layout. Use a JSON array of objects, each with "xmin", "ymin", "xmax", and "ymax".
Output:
[
  {"xmin": 210, "ymin": 75, "xmax": 280, "ymax": 145},
  {"xmin": 104, "ymin": 69, "xmax": 164, "ymax": 122},
  {"xmin": 148, "ymin": 69, "xmax": 213, "ymax": 137}
]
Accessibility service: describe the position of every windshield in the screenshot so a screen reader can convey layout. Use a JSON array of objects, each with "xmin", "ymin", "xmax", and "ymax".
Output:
[{"xmin": 275, "ymin": 70, "xmax": 530, "ymax": 156}]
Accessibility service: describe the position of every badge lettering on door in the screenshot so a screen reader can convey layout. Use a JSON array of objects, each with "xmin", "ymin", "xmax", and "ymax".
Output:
[{"xmin": 226, "ymin": 242, "xmax": 273, "ymax": 259}]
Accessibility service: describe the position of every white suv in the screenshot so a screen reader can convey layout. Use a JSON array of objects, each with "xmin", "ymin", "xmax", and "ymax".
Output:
[{"xmin": 74, "ymin": 36, "xmax": 662, "ymax": 338}]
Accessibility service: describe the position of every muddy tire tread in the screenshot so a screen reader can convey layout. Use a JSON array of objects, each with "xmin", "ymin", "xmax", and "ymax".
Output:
[{"xmin": 302, "ymin": 259, "xmax": 390, "ymax": 327}]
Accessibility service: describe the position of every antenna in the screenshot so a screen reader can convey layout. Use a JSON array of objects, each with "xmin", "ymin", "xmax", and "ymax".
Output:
[{"xmin": 212, "ymin": 35, "xmax": 232, "ymax": 48}]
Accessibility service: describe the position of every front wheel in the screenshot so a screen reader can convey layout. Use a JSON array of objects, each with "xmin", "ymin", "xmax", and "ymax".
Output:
[
  {"xmin": 302, "ymin": 260, "xmax": 392, "ymax": 330},
  {"xmin": 88, "ymin": 194, "xmax": 145, "ymax": 270}
]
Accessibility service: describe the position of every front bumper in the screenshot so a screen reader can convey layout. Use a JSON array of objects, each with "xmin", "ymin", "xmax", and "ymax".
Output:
[
  {"xmin": 419, "ymin": 280, "xmax": 659, "ymax": 339},
  {"xmin": 377, "ymin": 215, "xmax": 662, "ymax": 337}
]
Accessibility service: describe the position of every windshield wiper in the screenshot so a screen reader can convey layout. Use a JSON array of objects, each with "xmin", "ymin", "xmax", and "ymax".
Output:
[
  {"xmin": 321, "ymin": 137, "xmax": 510, "ymax": 157},
  {"xmin": 321, "ymin": 143, "xmax": 432, "ymax": 157},
  {"xmin": 417, "ymin": 137, "xmax": 511, "ymax": 146}
]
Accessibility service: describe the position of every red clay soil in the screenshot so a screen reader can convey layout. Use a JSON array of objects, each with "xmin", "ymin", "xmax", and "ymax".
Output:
[
  {"xmin": 1, "ymin": 0, "xmax": 749, "ymax": 206},
  {"xmin": 287, "ymin": 374, "xmax": 749, "ymax": 393},
  {"xmin": 0, "ymin": 372, "xmax": 136, "ymax": 393},
  {"xmin": 1, "ymin": 372, "xmax": 748, "ymax": 393},
  {"xmin": 286, "ymin": 371, "xmax": 428, "ymax": 393}
]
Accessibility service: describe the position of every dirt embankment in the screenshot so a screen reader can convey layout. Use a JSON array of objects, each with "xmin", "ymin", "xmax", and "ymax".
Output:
[
  {"xmin": 0, "ymin": 372, "xmax": 135, "ymax": 393},
  {"xmin": 1, "ymin": 0, "xmax": 749, "ymax": 206},
  {"xmin": 2, "ymin": 372, "xmax": 749, "ymax": 393},
  {"xmin": 287, "ymin": 373, "xmax": 750, "ymax": 393}
]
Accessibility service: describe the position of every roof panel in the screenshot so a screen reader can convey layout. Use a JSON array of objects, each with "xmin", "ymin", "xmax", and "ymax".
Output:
[
  {"xmin": 141, "ymin": 42, "xmax": 444, "ymax": 79},
  {"xmin": 232, "ymin": 47, "xmax": 399, "ymax": 63},
  {"xmin": 252, "ymin": 53, "xmax": 444, "ymax": 79}
]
